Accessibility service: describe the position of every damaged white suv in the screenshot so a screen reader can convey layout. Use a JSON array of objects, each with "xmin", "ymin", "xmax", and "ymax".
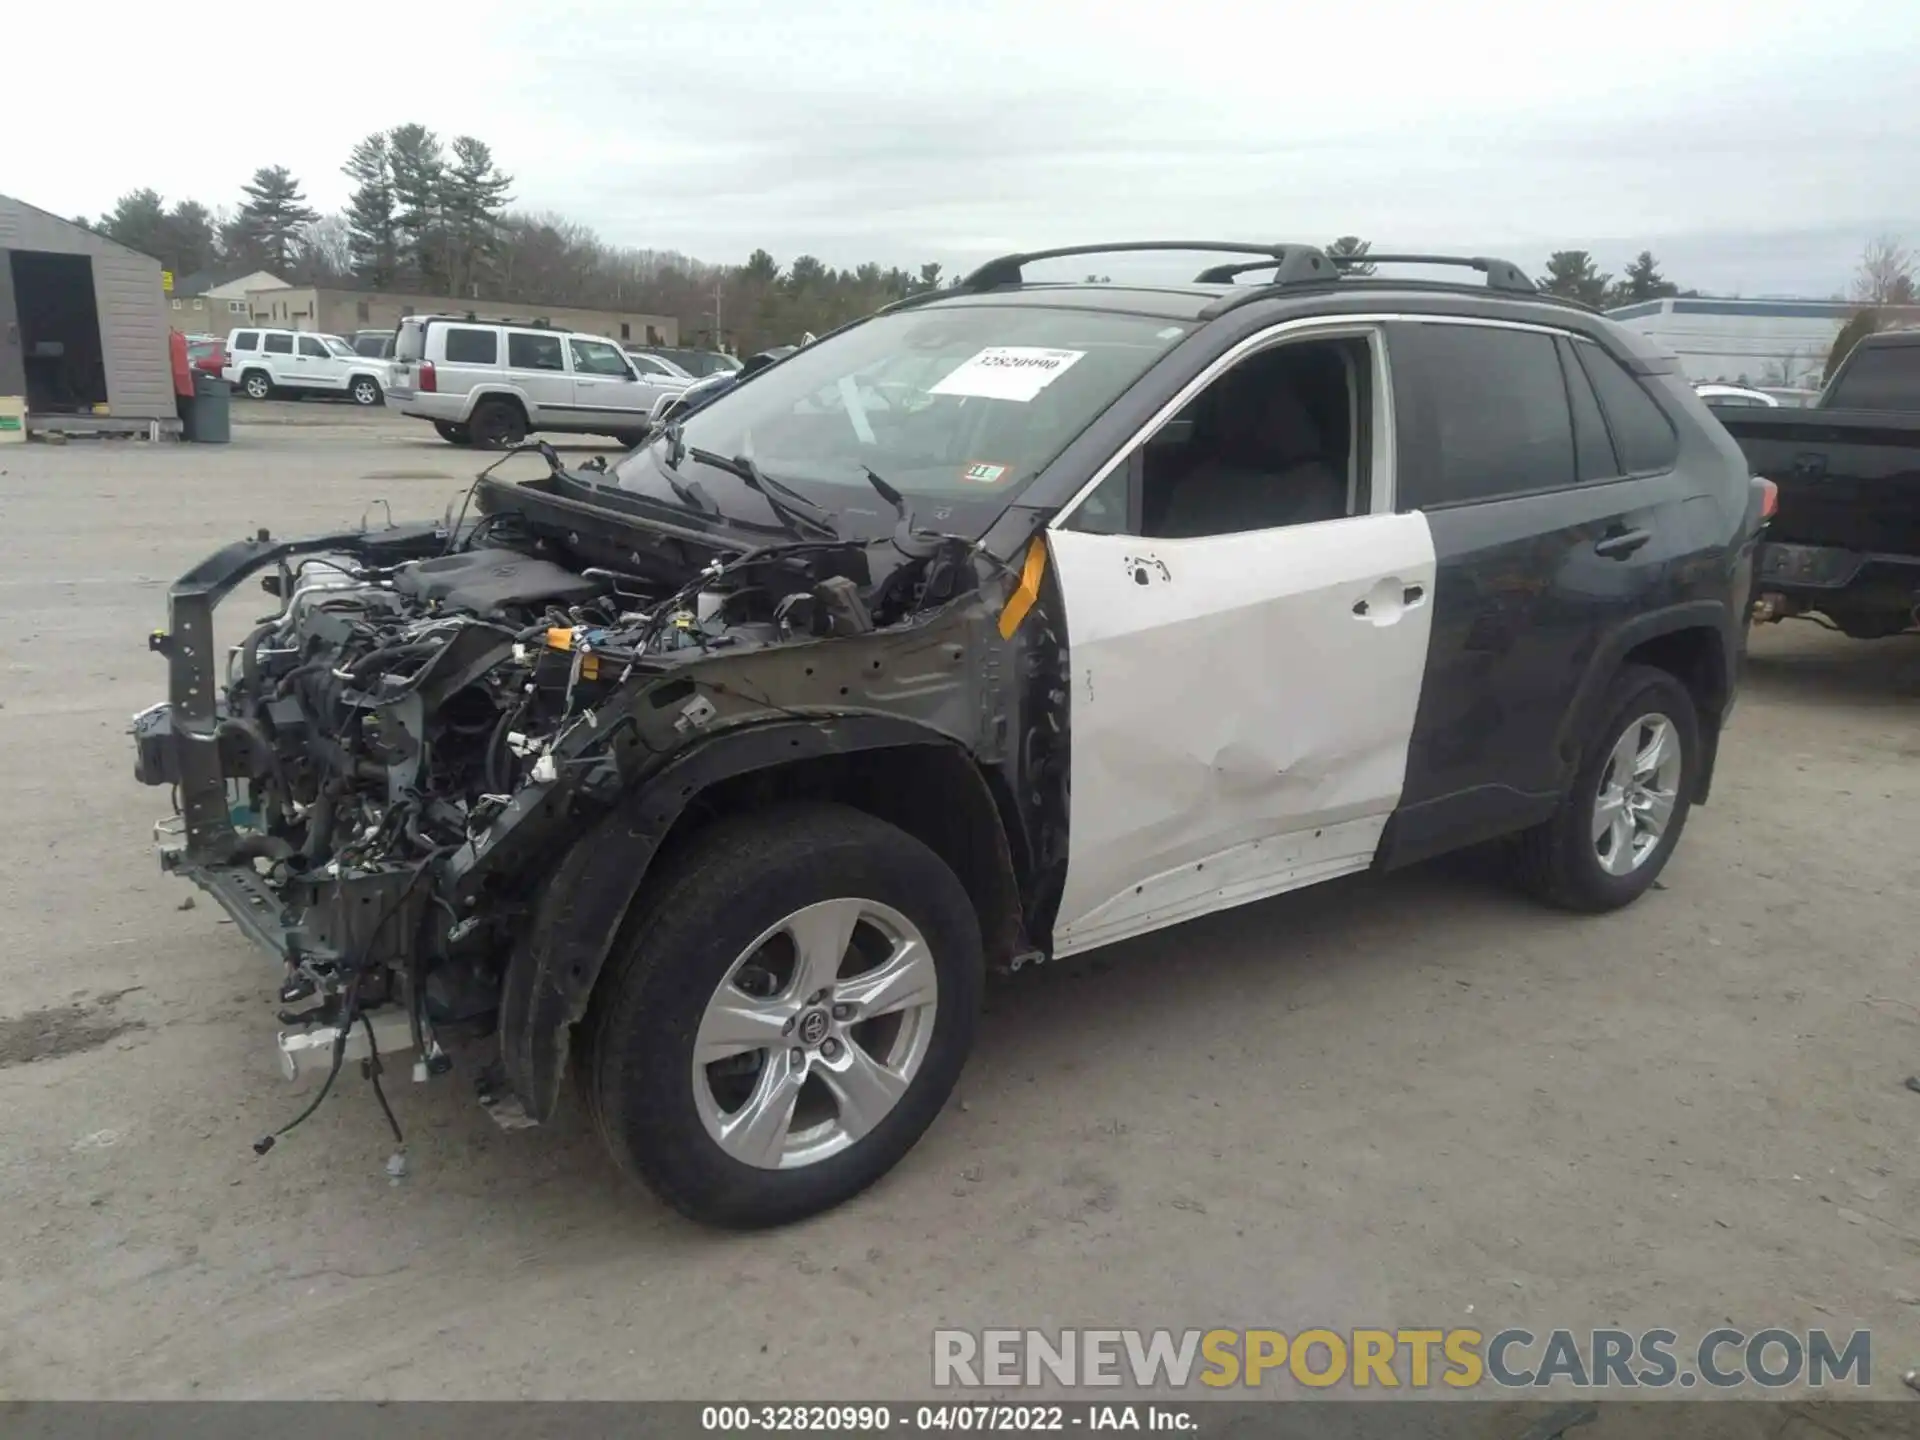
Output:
[{"xmin": 134, "ymin": 242, "xmax": 1768, "ymax": 1227}]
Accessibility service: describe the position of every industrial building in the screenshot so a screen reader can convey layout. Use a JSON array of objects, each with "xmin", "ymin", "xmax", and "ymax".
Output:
[
  {"xmin": 244, "ymin": 285, "xmax": 679, "ymax": 349},
  {"xmin": 1605, "ymin": 296, "xmax": 1920, "ymax": 390},
  {"xmin": 0, "ymin": 193, "xmax": 177, "ymax": 436}
]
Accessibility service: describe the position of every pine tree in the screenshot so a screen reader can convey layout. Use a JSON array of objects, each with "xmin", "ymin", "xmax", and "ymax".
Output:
[
  {"xmin": 343, "ymin": 133, "xmax": 400, "ymax": 289},
  {"xmin": 1537, "ymin": 251, "xmax": 1612, "ymax": 307},
  {"xmin": 441, "ymin": 136, "xmax": 513, "ymax": 297},
  {"xmin": 1607, "ymin": 250, "xmax": 1679, "ymax": 307},
  {"xmin": 230, "ymin": 166, "xmax": 318, "ymax": 273},
  {"xmin": 387, "ymin": 124, "xmax": 449, "ymax": 291},
  {"xmin": 1328, "ymin": 236, "xmax": 1375, "ymax": 276},
  {"xmin": 99, "ymin": 189, "xmax": 169, "ymax": 260}
]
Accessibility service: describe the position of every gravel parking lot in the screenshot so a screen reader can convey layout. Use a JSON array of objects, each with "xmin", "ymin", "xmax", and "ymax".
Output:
[{"xmin": 1, "ymin": 414, "xmax": 1916, "ymax": 1401}]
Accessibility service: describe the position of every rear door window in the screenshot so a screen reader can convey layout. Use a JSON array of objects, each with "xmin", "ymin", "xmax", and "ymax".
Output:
[
  {"xmin": 443, "ymin": 327, "xmax": 499, "ymax": 365},
  {"xmin": 1389, "ymin": 322, "xmax": 1576, "ymax": 507},
  {"xmin": 1573, "ymin": 342, "xmax": 1679, "ymax": 474},
  {"xmin": 263, "ymin": 333, "xmax": 293, "ymax": 355},
  {"xmin": 507, "ymin": 332, "xmax": 567, "ymax": 372}
]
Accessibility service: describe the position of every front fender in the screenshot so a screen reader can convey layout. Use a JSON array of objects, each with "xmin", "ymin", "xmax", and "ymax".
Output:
[{"xmin": 495, "ymin": 713, "xmax": 976, "ymax": 1124}]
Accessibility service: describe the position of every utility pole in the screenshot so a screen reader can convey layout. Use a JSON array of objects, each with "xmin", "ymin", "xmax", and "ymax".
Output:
[{"xmin": 711, "ymin": 279, "xmax": 724, "ymax": 352}]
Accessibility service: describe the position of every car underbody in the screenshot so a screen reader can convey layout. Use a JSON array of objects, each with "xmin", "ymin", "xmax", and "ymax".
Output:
[{"xmin": 134, "ymin": 449, "xmax": 1051, "ymax": 1144}]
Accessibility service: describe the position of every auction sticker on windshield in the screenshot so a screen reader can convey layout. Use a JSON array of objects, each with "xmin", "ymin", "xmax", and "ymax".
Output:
[
  {"xmin": 930, "ymin": 347, "xmax": 1085, "ymax": 403},
  {"xmin": 961, "ymin": 462, "xmax": 1009, "ymax": 484}
]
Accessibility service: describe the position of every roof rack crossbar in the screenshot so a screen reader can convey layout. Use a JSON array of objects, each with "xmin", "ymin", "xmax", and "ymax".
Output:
[
  {"xmin": 1326, "ymin": 252, "xmax": 1537, "ymax": 294},
  {"xmin": 960, "ymin": 241, "xmax": 1336, "ymax": 291}
]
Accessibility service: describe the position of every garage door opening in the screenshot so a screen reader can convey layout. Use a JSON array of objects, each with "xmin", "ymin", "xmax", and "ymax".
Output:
[{"xmin": 10, "ymin": 251, "xmax": 107, "ymax": 414}]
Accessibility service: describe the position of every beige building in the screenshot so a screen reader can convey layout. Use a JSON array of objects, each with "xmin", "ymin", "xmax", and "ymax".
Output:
[
  {"xmin": 170, "ymin": 267, "xmax": 291, "ymax": 335},
  {"xmin": 244, "ymin": 285, "xmax": 678, "ymax": 347}
]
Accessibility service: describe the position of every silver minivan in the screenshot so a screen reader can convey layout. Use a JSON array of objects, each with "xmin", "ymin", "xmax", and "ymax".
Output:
[{"xmin": 387, "ymin": 315, "xmax": 692, "ymax": 448}]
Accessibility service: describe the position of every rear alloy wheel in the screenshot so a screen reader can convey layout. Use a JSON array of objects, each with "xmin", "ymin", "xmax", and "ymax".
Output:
[
  {"xmin": 584, "ymin": 803, "xmax": 983, "ymax": 1228},
  {"xmin": 470, "ymin": 398, "xmax": 528, "ymax": 449},
  {"xmin": 241, "ymin": 370, "xmax": 272, "ymax": 401},
  {"xmin": 433, "ymin": 421, "xmax": 472, "ymax": 445},
  {"xmin": 1513, "ymin": 664, "xmax": 1699, "ymax": 912},
  {"xmin": 349, "ymin": 376, "xmax": 383, "ymax": 407}
]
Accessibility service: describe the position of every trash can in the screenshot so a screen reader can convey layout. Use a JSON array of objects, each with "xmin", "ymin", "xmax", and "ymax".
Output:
[{"xmin": 189, "ymin": 371, "xmax": 231, "ymax": 444}]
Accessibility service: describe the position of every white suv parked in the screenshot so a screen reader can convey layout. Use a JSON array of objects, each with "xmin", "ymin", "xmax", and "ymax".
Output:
[
  {"xmin": 223, "ymin": 328, "xmax": 389, "ymax": 406},
  {"xmin": 387, "ymin": 316, "xmax": 693, "ymax": 448}
]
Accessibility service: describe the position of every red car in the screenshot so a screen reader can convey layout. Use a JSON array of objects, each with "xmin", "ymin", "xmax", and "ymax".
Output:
[{"xmin": 187, "ymin": 336, "xmax": 227, "ymax": 378}]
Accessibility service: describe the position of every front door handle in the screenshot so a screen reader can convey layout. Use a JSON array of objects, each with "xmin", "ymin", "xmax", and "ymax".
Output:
[{"xmin": 1594, "ymin": 528, "xmax": 1651, "ymax": 559}]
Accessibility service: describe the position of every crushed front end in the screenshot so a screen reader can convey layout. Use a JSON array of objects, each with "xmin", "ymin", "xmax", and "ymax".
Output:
[{"xmin": 133, "ymin": 456, "xmax": 1022, "ymax": 1145}]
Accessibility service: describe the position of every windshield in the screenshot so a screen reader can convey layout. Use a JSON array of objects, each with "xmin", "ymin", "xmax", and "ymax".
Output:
[
  {"xmin": 614, "ymin": 305, "xmax": 1190, "ymax": 507},
  {"xmin": 322, "ymin": 337, "xmax": 357, "ymax": 359}
]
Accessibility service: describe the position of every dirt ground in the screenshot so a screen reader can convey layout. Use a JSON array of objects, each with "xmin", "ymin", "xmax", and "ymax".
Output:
[{"xmin": 1, "ymin": 414, "xmax": 1916, "ymax": 1402}]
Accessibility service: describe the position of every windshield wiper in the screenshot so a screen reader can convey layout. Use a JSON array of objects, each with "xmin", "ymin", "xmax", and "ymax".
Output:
[{"xmin": 686, "ymin": 446, "xmax": 840, "ymax": 540}]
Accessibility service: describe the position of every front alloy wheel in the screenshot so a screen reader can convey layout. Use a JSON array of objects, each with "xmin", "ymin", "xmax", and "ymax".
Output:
[
  {"xmin": 694, "ymin": 898, "xmax": 938, "ymax": 1169},
  {"xmin": 583, "ymin": 803, "xmax": 983, "ymax": 1228}
]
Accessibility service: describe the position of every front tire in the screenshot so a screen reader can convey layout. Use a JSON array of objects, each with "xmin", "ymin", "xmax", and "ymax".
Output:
[
  {"xmin": 1513, "ymin": 664, "xmax": 1699, "ymax": 912},
  {"xmin": 583, "ymin": 803, "xmax": 983, "ymax": 1229},
  {"xmin": 349, "ymin": 376, "xmax": 383, "ymax": 407}
]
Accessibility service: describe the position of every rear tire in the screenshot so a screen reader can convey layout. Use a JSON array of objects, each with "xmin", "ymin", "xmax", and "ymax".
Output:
[
  {"xmin": 1512, "ymin": 664, "xmax": 1699, "ymax": 912},
  {"xmin": 582, "ymin": 803, "xmax": 983, "ymax": 1229},
  {"xmin": 241, "ymin": 370, "xmax": 273, "ymax": 401},
  {"xmin": 349, "ymin": 376, "xmax": 383, "ymax": 407},
  {"xmin": 433, "ymin": 421, "xmax": 472, "ymax": 445},
  {"xmin": 470, "ymin": 398, "xmax": 528, "ymax": 449}
]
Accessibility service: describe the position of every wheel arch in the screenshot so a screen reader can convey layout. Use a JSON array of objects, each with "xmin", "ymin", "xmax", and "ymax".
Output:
[
  {"xmin": 462, "ymin": 385, "xmax": 531, "ymax": 423},
  {"xmin": 496, "ymin": 715, "xmax": 1025, "ymax": 1124},
  {"xmin": 1555, "ymin": 602, "xmax": 1733, "ymax": 805}
]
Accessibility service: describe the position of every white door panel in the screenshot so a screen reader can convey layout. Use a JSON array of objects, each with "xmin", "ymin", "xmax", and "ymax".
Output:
[{"xmin": 1048, "ymin": 511, "xmax": 1436, "ymax": 955}]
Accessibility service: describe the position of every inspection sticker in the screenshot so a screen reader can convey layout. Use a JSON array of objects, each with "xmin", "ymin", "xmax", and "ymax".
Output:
[
  {"xmin": 961, "ymin": 462, "xmax": 1009, "ymax": 484},
  {"xmin": 930, "ymin": 347, "xmax": 1085, "ymax": 403}
]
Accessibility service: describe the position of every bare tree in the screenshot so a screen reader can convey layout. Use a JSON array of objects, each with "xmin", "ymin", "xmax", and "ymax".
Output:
[{"xmin": 1851, "ymin": 234, "xmax": 1916, "ymax": 305}]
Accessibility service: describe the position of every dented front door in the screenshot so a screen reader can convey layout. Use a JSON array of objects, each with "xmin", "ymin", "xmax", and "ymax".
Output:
[{"xmin": 1046, "ymin": 512, "xmax": 1436, "ymax": 956}]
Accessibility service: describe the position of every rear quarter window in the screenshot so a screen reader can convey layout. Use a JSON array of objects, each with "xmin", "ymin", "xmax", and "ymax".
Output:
[
  {"xmin": 231, "ymin": 331, "xmax": 259, "ymax": 351},
  {"xmin": 1574, "ymin": 342, "xmax": 1679, "ymax": 474},
  {"xmin": 1389, "ymin": 322, "xmax": 1576, "ymax": 507},
  {"xmin": 443, "ymin": 328, "xmax": 500, "ymax": 365}
]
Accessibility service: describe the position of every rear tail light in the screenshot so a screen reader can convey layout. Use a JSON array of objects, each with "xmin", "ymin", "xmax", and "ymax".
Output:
[
  {"xmin": 417, "ymin": 361, "xmax": 436, "ymax": 393},
  {"xmin": 1754, "ymin": 475, "xmax": 1778, "ymax": 520}
]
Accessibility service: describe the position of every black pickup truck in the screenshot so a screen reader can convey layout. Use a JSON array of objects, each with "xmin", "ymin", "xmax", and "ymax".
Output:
[{"xmin": 1711, "ymin": 329, "xmax": 1920, "ymax": 638}]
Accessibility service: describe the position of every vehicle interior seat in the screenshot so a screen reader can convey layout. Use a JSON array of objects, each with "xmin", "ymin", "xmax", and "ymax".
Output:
[{"xmin": 1147, "ymin": 354, "xmax": 1351, "ymax": 537}]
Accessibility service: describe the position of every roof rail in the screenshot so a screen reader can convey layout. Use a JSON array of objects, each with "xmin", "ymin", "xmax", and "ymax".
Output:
[
  {"xmin": 958, "ymin": 241, "xmax": 1337, "ymax": 291},
  {"xmin": 1327, "ymin": 252, "xmax": 1537, "ymax": 294}
]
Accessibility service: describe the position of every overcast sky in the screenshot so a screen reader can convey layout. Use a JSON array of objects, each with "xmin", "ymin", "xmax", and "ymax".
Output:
[{"xmin": 16, "ymin": 0, "xmax": 1920, "ymax": 295}]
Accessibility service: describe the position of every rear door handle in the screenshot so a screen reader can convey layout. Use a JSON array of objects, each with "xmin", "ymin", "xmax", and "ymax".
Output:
[{"xmin": 1593, "ymin": 528, "xmax": 1651, "ymax": 559}]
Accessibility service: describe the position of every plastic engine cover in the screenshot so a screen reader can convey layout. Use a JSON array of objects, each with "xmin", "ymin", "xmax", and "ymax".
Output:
[{"xmin": 391, "ymin": 549, "xmax": 610, "ymax": 619}]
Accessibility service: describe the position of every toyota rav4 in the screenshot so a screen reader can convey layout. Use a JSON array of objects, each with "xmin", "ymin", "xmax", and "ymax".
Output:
[{"xmin": 133, "ymin": 242, "xmax": 1771, "ymax": 1228}]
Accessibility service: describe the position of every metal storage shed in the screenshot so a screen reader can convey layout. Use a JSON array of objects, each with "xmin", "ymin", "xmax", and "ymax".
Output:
[{"xmin": 0, "ymin": 193, "xmax": 178, "ymax": 436}]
